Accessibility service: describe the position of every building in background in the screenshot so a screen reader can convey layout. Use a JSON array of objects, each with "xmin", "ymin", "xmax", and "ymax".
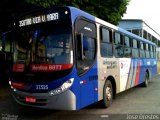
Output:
[{"xmin": 118, "ymin": 19, "xmax": 160, "ymax": 60}]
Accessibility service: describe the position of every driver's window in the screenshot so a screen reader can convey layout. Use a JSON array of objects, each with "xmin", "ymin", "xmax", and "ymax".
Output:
[
  {"xmin": 75, "ymin": 18, "xmax": 97, "ymax": 75},
  {"xmin": 82, "ymin": 36, "xmax": 95, "ymax": 60},
  {"xmin": 77, "ymin": 35, "xmax": 96, "ymax": 75}
]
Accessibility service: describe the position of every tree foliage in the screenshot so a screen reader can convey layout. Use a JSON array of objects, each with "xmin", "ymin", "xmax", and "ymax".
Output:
[
  {"xmin": 0, "ymin": 0, "xmax": 38, "ymax": 33},
  {"xmin": 25, "ymin": 0, "xmax": 129, "ymax": 25}
]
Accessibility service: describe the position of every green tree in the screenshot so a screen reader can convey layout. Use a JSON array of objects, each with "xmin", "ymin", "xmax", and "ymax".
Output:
[
  {"xmin": 0, "ymin": 0, "xmax": 38, "ymax": 33},
  {"xmin": 25, "ymin": 0, "xmax": 129, "ymax": 25}
]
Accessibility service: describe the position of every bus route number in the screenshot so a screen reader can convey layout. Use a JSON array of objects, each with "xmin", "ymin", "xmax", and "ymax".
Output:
[{"xmin": 36, "ymin": 85, "xmax": 48, "ymax": 90}]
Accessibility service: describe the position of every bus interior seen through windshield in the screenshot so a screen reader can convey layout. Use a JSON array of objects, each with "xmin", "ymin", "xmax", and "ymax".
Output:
[{"xmin": 12, "ymin": 24, "xmax": 73, "ymax": 73}]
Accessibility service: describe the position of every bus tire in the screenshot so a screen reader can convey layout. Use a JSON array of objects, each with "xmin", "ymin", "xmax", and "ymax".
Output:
[
  {"xmin": 142, "ymin": 72, "xmax": 149, "ymax": 87},
  {"xmin": 102, "ymin": 80, "xmax": 113, "ymax": 108}
]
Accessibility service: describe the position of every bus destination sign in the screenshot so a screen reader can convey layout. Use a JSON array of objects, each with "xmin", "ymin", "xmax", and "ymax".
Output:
[{"xmin": 19, "ymin": 12, "xmax": 59, "ymax": 27}]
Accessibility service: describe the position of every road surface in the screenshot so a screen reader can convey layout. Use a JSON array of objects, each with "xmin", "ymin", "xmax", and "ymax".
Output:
[{"xmin": 0, "ymin": 75, "xmax": 160, "ymax": 120}]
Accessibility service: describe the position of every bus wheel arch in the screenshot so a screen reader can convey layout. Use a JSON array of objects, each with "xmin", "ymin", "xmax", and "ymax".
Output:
[
  {"xmin": 107, "ymin": 76, "xmax": 116, "ymax": 99},
  {"xmin": 102, "ymin": 76, "xmax": 116, "ymax": 108}
]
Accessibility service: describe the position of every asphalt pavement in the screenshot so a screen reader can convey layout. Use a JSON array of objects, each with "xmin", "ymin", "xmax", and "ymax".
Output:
[{"xmin": 0, "ymin": 75, "xmax": 160, "ymax": 120}]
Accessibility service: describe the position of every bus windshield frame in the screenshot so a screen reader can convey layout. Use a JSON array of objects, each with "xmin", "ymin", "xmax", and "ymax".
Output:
[{"xmin": 11, "ymin": 8, "xmax": 74, "ymax": 73}]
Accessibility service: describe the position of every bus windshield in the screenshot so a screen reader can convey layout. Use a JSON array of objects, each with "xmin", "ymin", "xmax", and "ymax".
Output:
[{"xmin": 12, "ymin": 25, "xmax": 73, "ymax": 72}]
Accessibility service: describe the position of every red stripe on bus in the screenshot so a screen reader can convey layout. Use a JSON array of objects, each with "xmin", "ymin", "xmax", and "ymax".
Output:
[{"xmin": 135, "ymin": 62, "xmax": 140, "ymax": 85}]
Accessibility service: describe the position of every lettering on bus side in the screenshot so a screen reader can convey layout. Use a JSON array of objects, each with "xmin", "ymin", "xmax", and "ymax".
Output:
[{"xmin": 103, "ymin": 60, "xmax": 117, "ymax": 69}]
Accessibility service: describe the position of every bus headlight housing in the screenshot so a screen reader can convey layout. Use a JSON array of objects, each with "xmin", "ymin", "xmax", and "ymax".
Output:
[{"xmin": 49, "ymin": 78, "xmax": 74, "ymax": 96}]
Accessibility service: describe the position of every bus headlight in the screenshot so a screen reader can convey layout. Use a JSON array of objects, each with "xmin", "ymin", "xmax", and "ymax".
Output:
[{"xmin": 49, "ymin": 78, "xmax": 74, "ymax": 96}]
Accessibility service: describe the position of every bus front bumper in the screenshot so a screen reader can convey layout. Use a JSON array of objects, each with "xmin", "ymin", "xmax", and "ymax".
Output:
[{"xmin": 11, "ymin": 89, "xmax": 76, "ymax": 110}]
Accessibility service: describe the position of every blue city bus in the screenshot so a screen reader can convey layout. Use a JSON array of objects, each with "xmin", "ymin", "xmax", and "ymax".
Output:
[{"xmin": 5, "ymin": 6, "xmax": 157, "ymax": 110}]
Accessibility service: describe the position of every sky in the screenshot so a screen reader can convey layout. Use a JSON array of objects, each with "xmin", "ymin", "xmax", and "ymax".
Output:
[{"xmin": 122, "ymin": 0, "xmax": 160, "ymax": 33}]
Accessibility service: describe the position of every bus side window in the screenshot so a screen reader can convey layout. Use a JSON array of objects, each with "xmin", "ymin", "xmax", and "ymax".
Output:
[
  {"xmin": 146, "ymin": 44, "xmax": 150, "ymax": 58},
  {"xmin": 132, "ymin": 39, "xmax": 139, "ymax": 58},
  {"xmin": 153, "ymin": 46, "xmax": 156, "ymax": 58},
  {"xmin": 149, "ymin": 45, "xmax": 153, "ymax": 58},
  {"xmin": 124, "ymin": 36, "xmax": 131, "ymax": 57},
  {"xmin": 140, "ymin": 42, "xmax": 145, "ymax": 58},
  {"xmin": 114, "ymin": 32, "xmax": 123, "ymax": 57},
  {"xmin": 143, "ymin": 43, "xmax": 146, "ymax": 58},
  {"xmin": 100, "ymin": 27, "xmax": 113, "ymax": 57}
]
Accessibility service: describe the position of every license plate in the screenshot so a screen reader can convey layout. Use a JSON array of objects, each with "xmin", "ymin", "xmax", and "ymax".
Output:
[{"xmin": 25, "ymin": 96, "xmax": 36, "ymax": 103}]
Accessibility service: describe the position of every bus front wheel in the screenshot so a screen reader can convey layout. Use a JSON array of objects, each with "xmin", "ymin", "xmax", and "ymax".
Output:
[{"xmin": 103, "ymin": 80, "xmax": 113, "ymax": 108}]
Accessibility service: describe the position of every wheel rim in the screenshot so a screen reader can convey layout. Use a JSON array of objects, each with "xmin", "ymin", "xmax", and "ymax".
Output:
[{"xmin": 106, "ymin": 86, "xmax": 112, "ymax": 101}]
